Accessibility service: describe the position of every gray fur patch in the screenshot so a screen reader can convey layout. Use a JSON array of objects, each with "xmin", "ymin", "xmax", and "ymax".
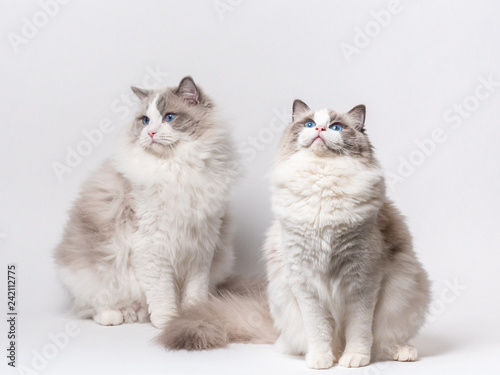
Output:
[
  {"xmin": 54, "ymin": 159, "xmax": 136, "ymax": 270},
  {"xmin": 156, "ymin": 95, "xmax": 167, "ymax": 115}
]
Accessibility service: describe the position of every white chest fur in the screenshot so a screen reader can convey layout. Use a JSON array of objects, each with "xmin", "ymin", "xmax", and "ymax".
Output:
[
  {"xmin": 272, "ymin": 152, "xmax": 385, "ymax": 231},
  {"xmin": 113, "ymin": 140, "xmax": 234, "ymax": 258},
  {"xmin": 271, "ymin": 152, "xmax": 386, "ymax": 307}
]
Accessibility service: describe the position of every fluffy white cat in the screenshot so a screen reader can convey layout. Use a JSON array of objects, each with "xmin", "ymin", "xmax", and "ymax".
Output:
[
  {"xmin": 55, "ymin": 77, "xmax": 238, "ymax": 328},
  {"xmin": 264, "ymin": 100, "xmax": 431, "ymax": 369}
]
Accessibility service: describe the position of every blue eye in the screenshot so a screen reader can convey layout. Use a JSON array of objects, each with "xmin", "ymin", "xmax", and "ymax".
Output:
[
  {"xmin": 164, "ymin": 114, "xmax": 175, "ymax": 122},
  {"xmin": 331, "ymin": 124, "xmax": 342, "ymax": 131},
  {"xmin": 305, "ymin": 121, "xmax": 316, "ymax": 128},
  {"xmin": 142, "ymin": 117, "xmax": 150, "ymax": 125}
]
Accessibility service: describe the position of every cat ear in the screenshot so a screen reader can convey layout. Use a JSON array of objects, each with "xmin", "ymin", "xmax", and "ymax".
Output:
[
  {"xmin": 176, "ymin": 76, "xmax": 200, "ymax": 106},
  {"xmin": 348, "ymin": 104, "xmax": 366, "ymax": 131},
  {"xmin": 292, "ymin": 99, "xmax": 310, "ymax": 122},
  {"xmin": 131, "ymin": 86, "xmax": 150, "ymax": 100}
]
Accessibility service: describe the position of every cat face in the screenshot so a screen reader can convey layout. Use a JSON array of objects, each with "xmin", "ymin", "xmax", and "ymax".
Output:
[
  {"xmin": 129, "ymin": 76, "xmax": 213, "ymax": 156},
  {"xmin": 277, "ymin": 100, "xmax": 373, "ymax": 161}
]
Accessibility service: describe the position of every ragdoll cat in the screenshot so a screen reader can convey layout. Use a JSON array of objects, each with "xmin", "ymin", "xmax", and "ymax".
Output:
[
  {"xmin": 54, "ymin": 76, "xmax": 238, "ymax": 328},
  {"xmin": 264, "ymin": 100, "xmax": 431, "ymax": 369}
]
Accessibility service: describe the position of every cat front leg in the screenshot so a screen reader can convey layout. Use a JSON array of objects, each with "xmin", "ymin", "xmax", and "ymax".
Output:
[
  {"xmin": 338, "ymin": 298, "xmax": 376, "ymax": 368},
  {"xmin": 132, "ymin": 251, "xmax": 178, "ymax": 328},
  {"xmin": 182, "ymin": 260, "xmax": 211, "ymax": 307},
  {"xmin": 289, "ymin": 277, "xmax": 335, "ymax": 369},
  {"xmin": 147, "ymin": 270, "xmax": 178, "ymax": 328}
]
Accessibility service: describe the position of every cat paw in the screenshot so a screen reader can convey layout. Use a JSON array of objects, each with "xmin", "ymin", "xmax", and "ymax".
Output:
[
  {"xmin": 306, "ymin": 351, "xmax": 335, "ymax": 369},
  {"xmin": 393, "ymin": 344, "xmax": 418, "ymax": 362},
  {"xmin": 338, "ymin": 352, "xmax": 370, "ymax": 368},
  {"xmin": 122, "ymin": 308, "xmax": 138, "ymax": 323},
  {"xmin": 150, "ymin": 312, "xmax": 172, "ymax": 329},
  {"xmin": 93, "ymin": 310, "xmax": 124, "ymax": 326}
]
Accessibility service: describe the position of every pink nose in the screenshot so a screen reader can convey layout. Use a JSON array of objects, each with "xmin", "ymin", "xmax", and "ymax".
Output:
[
  {"xmin": 148, "ymin": 130, "xmax": 157, "ymax": 139},
  {"xmin": 315, "ymin": 126, "xmax": 326, "ymax": 132}
]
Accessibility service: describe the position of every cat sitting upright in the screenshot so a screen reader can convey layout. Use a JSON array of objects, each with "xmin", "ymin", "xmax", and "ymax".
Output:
[
  {"xmin": 264, "ymin": 100, "xmax": 430, "ymax": 369},
  {"xmin": 55, "ymin": 76, "xmax": 238, "ymax": 328}
]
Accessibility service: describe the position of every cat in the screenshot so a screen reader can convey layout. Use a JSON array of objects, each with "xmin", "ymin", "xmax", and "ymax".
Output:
[
  {"xmin": 54, "ymin": 76, "xmax": 238, "ymax": 328},
  {"xmin": 264, "ymin": 100, "xmax": 431, "ymax": 369}
]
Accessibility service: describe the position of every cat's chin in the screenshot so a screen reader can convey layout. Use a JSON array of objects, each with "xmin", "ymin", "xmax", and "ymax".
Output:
[
  {"xmin": 143, "ymin": 141, "xmax": 178, "ymax": 157},
  {"xmin": 300, "ymin": 137, "xmax": 325, "ymax": 149},
  {"xmin": 303, "ymin": 144, "xmax": 345, "ymax": 159},
  {"xmin": 307, "ymin": 139, "xmax": 335, "ymax": 156}
]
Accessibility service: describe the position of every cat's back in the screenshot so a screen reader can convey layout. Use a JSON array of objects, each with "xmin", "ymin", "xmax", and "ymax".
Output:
[
  {"xmin": 54, "ymin": 159, "xmax": 135, "ymax": 268},
  {"xmin": 71, "ymin": 159, "xmax": 134, "ymax": 230},
  {"xmin": 377, "ymin": 199, "xmax": 415, "ymax": 259}
]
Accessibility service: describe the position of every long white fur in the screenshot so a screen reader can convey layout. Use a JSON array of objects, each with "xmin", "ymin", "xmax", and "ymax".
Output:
[
  {"xmin": 57, "ymin": 96, "xmax": 236, "ymax": 328},
  {"xmin": 267, "ymin": 151, "xmax": 383, "ymax": 367},
  {"xmin": 112, "ymin": 125, "xmax": 234, "ymax": 327},
  {"xmin": 265, "ymin": 108, "xmax": 430, "ymax": 369}
]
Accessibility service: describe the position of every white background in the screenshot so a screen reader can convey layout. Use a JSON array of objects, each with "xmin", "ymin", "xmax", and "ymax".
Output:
[{"xmin": 1, "ymin": 0, "xmax": 500, "ymax": 374}]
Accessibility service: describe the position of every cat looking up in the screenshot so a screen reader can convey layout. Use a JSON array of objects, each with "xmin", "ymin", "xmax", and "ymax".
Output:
[{"xmin": 264, "ymin": 100, "xmax": 431, "ymax": 369}]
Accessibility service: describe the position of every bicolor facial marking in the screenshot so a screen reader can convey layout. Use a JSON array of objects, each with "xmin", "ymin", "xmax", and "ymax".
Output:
[
  {"xmin": 278, "ymin": 100, "xmax": 372, "ymax": 161},
  {"xmin": 298, "ymin": 109, "xmax": 340, "ymax": 148},
  {"xmin": 129, "ymin": 76, "xmax": 215, "ymax": 156},
  {"xmin": 143, "ymin": 95, "xmax": 162, "ymax": 141},
  {"xmin": 147, "ymin": 95, "xmax": 162, "ymax": 124},
  {"xmin": 313, "ymin": 109, "xmax": 330, "ymax": 129}
]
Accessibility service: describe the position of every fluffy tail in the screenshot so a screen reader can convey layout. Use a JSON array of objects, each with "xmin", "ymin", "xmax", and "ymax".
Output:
[{"xmin": 156, "ymin": 276, "xmax": 278, "ymax": 350}]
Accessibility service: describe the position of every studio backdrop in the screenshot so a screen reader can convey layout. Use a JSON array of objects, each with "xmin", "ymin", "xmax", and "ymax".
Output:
[{"xmin": 1, "ymin": 1, "xmax": 499, "ymax": 374}]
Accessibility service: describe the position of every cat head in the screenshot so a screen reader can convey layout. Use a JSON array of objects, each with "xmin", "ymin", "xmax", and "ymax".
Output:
[
  {"xmin": 129, "ymin": 76, "xmax": 214, "ymax": 156},
  {"xmin": 277, "ymin": 99, "xmax": 374, "ymax": 161}
]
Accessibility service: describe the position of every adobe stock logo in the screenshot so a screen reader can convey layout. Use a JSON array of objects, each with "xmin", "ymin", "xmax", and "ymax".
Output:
[
  {"xmin": 16, "ymin": 322, "xmax": 81, "ymax": 375},
  {"xmin": 340, "ymin": 0, "xmax": 403, "ymax": 63},
  {"xmin": 237, "ymin": 107, "xmax": 290, "ymax": 163},
  {"xmin": 7, "ymin": 0, "xmax": 71, "ymax": 54},
  {"xmin": 386, "ymin": 74, "xmax": 499, "ymax": 192},
  {"xmin": 213, "ymin": 0, "xmax": 244, "ymax": 21}
]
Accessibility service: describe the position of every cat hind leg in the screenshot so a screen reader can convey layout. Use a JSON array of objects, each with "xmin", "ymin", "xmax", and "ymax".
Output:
[{"xmin": 372, "ymin": 266, "xmax": 430, "ymax": 362}]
